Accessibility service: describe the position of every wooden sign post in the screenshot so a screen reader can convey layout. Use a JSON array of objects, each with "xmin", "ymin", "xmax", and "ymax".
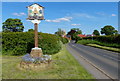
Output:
[{"xmin": 27, "ymin": 3, "xmax": 44, "ymax": 58}]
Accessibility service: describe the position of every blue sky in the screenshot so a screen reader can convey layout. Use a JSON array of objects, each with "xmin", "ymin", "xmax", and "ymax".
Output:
[
  {"xmin": 2, "ymin": 2, "xmax": 118, "ymax": 34},
  {"xmin": 2, "ymin": 0, "xmax": 120, "ymax": 2}
]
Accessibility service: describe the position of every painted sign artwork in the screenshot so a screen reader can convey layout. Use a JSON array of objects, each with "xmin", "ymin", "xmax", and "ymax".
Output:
[{"xmin": 27, "ymin": 3, "xmax": 44, "ymax": 20}]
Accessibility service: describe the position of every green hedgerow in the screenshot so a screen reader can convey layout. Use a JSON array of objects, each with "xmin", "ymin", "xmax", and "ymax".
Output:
[{"xmin": 2, "ymin": 32, "xmax": 62, "ymax": 56}]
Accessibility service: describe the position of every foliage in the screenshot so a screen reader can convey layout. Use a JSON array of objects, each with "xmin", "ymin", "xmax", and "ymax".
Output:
[
  {"xmin": 28, "ymin": 29, "xmax": 34, "ymax": 32},
  {"xmin": 101, "ymin": 25, "xmax": 118, "ymax": 35},
  {"xmin": 93, "ymin": 30, "xmax": 100, "ymax": 36},
  {"xmin": 59, "ymin": 37, "xmax": 69, "ymax": 44},
  {"xmin": 2, "ymin": 32, "xmax": 61, "ymax": 56},
  {"xmin": 67, "ymin": 28, "xmax": 82, "ymax": 40},
  {"xmin": 80, "ymin": 34, "xmax": 120, "ymax": 48},
  {"xmin": 77, "ymin": 40, "xmax": 120, "ymax": 52},
  {"xmin": 55, "ymin": 28, "xmax": 66, "ymax": 36},
  {"xmin": 2, "ymin": 18, "xmax": 24, "ymax": 32}
]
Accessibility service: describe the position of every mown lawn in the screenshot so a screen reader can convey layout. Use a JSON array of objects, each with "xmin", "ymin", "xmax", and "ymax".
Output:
[{"xmin": 2, "ymin": 45, "xmax": 94, "ymax": 79}]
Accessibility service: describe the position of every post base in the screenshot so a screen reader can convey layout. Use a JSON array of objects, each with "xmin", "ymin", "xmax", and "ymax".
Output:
[{"xmin": 30, "ymin": 47, "xmax": 43, "ymax": 58}]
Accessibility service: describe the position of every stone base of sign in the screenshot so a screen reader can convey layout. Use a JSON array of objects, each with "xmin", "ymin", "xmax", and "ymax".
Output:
[
  {"xmin": 30, "ymin": 47, "xmax": 43, "ymax": 58},
  {"xmin": 19, "ymin": 60, "xmax": 52, "ymax": 70}
]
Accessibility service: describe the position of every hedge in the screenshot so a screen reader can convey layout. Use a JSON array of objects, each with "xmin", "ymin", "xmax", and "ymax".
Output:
[
  {"xmin": 83, "ymin": 34, "xmax": 120, "ymax": 44},
  {"xmin": 2, "ymin": 32, "xmax": 62, "ymax": 56},
  {"xmin": 82, "ymin": 34, "xmax": 120, "ymax": 48},
  {"xmin": 59, "ymin": 37, "xmax": 69, "ymax": 44}
]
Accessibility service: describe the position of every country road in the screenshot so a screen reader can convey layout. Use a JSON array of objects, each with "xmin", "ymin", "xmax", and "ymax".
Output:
[{"xmin": 66, "ymin": 41, "xmax": 119, "ymax": 79}]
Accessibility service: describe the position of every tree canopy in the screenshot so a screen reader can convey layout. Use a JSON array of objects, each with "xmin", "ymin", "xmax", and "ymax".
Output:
[
  {"xmin": 101, "ymin": 25, "xmax": 118, "ymax": 35},
  {"xmin": 28, "ymin": 29, "xmax": 34, "ymax": 32},
  {"xmin": 67, "ymin": 28, "xmax": 82, "ymax": 40},
  {"xmin": 93, "ymin": 30, "xmax": 100, "ymax": 36},
  {"xmin": 2, "ymin": 18, "xmax": 24, "ymax": 32},
  {"xmin": 55, "ymin": 28, "xmax": 66, "ymax": 36}
]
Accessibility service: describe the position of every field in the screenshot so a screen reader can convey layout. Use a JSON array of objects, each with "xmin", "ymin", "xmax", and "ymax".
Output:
[{"xmin": 2, "ymin": 45, "xmax": 94, "ymax": 79}]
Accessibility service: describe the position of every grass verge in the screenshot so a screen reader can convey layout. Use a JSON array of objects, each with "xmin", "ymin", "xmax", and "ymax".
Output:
[
  {"xmin": 87, "ymin": 44, "xmax": 120, "ymax": 53},
  {"xmin": 77, "ymin": 40, "xmax": 120, "ymax": 53},
  {"xmin": 2, "ymin": 45, "xmax": 94, "ymax": 79}
]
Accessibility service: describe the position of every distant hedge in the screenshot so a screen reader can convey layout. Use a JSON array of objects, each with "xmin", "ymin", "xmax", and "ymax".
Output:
[
  {"xmin": 83, "ymin": 34, "xmax": 120, "ymax": 44},
  {"xmin": 82, "ymin": 35, "xmax": 120, "ymax": 48},
  {"xmin": 2, "ymin": 32, "xmax": 62, "ymax": 56}
]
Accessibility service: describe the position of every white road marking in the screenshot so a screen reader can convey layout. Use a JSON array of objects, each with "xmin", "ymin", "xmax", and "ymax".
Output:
[
  {"xmin": 72, "ymin": 44, "xmax": 119, "ymax": 62},
  {"xmin": 69, "ymin": 44, "xmax": 116, "ymax": 80}
]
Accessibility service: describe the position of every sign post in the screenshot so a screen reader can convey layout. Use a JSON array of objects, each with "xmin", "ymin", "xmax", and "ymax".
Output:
[
  {"xmin": 34, "ymin": 23, "xmax": 38, "ymax": 47},
  {"xmin": 27, "ymin": 3, "xmax": 44, "ymax": 58}
]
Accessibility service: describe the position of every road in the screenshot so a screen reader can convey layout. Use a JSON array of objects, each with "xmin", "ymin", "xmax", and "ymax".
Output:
[{"xmin": 66, "ymin": 41, "xmax": 119, "ymax": 80}]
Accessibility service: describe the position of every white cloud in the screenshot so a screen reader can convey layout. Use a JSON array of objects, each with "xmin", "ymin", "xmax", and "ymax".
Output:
[
  {"xmin": 73, "ymin": 13, "xmax": 96, "ymax": 19},
  {"xmin": 20, "ymin": 12, "xmax": 26, "ymax": 15},
  {"xmin": 111, "ymin": 14, "xmax": 116, "ymax": 16},
  {"xmin": 71, "ymin": 24, "xmax": 81, "ymax": 26},
  {"xmin": 96, "ymin": 12, "xmax": 105, "ymax": 16},
  {"xmin": 45, "ymin": 17, "xmax": 72, "ymax": 23},
  {"xmin": 12, "ymin": 12, "xmax": 26, "ymax": 16}
]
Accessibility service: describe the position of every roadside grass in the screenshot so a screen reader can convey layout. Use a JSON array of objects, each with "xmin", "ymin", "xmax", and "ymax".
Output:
[
  {"xmin": 77, "ymin": 40, "xmax": 120, "ymax": 52},
  {"xmin": 87, "ymin": 44, "xmax": 120, "ymax": 52},
  {"xmin": 2, "ymin": 45, "xmax": 94, "ymax": 79}
]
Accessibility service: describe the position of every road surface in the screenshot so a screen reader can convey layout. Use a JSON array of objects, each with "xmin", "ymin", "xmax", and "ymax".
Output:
[{"xmin": 66, "ymin": 41, "xmax": 119, "ymax": 80}]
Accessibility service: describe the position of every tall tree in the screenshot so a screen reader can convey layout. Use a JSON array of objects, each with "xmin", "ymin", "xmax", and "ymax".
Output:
[
  {"xmin": 55, "ymin": 28, "xmax": 66, "ymax": 36},
  {"xmin": 93, "ymin": 30, "xmax": 100, "ymax": 36},
  {"xmin": 2, "ymin": 18, "xmax": 24, "ymax": 32},
  {"xmin": 67, "ymin": 28, "xmax": 82, "ymax": 40},
  {"xmin": 101, "ymin": 25, "xmax": 118, "ymax": 35}
]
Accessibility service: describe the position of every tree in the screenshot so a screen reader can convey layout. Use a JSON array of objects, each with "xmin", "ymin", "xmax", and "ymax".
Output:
[
  {"xmin": 93, "ymin": 30, "xmax": 100, "ymax": 36},
  {"xmin": 55, "ymin": 28, "xmax": 66, "ymax": 36},
  {"xmin": 67, "ymin": 28, "xmax": 82, "ymax": 40},
  {"xmin": 101, "ymin": 25, "xmax": 118, "ymax": 35},
  {"xmin": 2, "ymin": 18, "xmax": 24, "ymax": 32},
  {"xmin": 28, "ymin": 29, "xmax": 34, "ymax": 32}
]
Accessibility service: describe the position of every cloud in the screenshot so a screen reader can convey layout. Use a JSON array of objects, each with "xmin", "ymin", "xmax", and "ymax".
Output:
[
  {"xmin": 111, "ymin": 14, "xmax": 116, "ymax": 16},
  {"xmin": 45, "ymin": 17, "xmax": 72, "ymax": 23},
  {"xmin": 96, "ymin": 12, "xmax": 105, "ymax": 16},
  {"xmin": 12, "ymin": 12, "xmax": 26, "ymax": 16},
  {"xmin": 71, "ymin": 24, "xmax": 81, "ymax": 26},
  {"xmin": 73, "ymin": 13, "xmax": 96, "ymax": 19}
]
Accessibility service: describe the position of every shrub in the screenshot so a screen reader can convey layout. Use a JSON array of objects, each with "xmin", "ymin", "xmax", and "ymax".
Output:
[
  {"xmin": 79, "ymin": 35, "xmax": 120, "ymax": 48},
  {"xmin": 59, "ymin": 37, "xmax": 69, "ymax": 44},
  {"xmin": 83, "ymin": 34, "xmax": 120, "ymax": 44},
  {"xmin": 2, "ymin": 32, "xmax": 61, "ymax": 56}
]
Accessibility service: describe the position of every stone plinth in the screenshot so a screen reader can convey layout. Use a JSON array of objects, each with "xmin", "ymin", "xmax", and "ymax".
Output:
[{"xmin": 30, "ymin": 48, "xmax": 43, "ymax": 58}]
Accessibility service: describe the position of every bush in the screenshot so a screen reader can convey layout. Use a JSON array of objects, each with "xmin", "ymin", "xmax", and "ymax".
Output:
[
  {"xmin": 77, "ymin": 39, "xmax": 120, "ymax": 48},
  {"xmin": 83, "ymin": 34, "xmax": 120, "ymax": 44},
  {"xmin": 2, "ymin": 32, "xmax": 61, "ymax": 56},
  {"xmin": 77, "ymin": 40, "xmax": 97, "ymax": 45},
  {"xmin": 59, "ymin": 37, "xmax": 69, "ymax": 44},
  {"xmin": 78, "ymin": 35, "xmax": 120, "ymax": 48}
]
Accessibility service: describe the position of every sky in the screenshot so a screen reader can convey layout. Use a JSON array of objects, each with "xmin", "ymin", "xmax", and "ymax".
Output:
[
  {"xmin": 2, "ymin": 2, "xmax": 119, "ymax": 34},
  {"xmin": 1, "ymin": 0, "xmax": 120, "ymax": 2}
]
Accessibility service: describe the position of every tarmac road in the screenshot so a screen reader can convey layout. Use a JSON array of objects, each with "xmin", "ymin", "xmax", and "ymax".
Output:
[{"xmin": 66, "ymin": 41, "xmax": 119, "ymax": 79}]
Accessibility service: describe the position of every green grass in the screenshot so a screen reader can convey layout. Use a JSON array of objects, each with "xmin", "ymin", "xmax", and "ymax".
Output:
[
  {"xmin": 87, "ymin": 44, "xmax": 120, "ymax": 52},
  {"xmin": 77, "ymin": 40, "xmax": 120, "ymax": 52},
  {"xmin": 2, "ymin": 45, "xmax": 94, "ymax": 79}
]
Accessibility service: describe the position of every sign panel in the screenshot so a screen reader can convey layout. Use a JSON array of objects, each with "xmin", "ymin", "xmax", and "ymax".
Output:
[{"xmin": 27, "ymin": 3, "xmax": 44, "ymax": 20}]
